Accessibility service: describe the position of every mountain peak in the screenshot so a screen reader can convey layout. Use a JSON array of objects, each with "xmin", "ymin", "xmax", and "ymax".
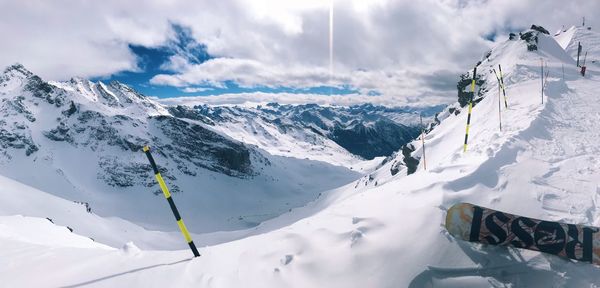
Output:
[
  {"xmin": 2, "ymin": 63, "xmax": 34, "ymax": 79},
  {"xmin": 530, "ymin": 24, "xmax": 550, "ymax": 35},
  {"xmin": 67, "ymin": 76, "xmax": 88, "ymax": 84}
]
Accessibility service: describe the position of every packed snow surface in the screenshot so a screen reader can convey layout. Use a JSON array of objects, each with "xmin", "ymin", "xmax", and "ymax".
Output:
[{"xmin": 2, "ymin": 26, "xmax": 600, "ymax": 287}]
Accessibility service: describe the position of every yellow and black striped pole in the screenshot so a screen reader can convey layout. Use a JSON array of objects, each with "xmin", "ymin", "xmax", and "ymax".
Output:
[
  {"xmin": 143, "ymin": 146, "xmax": 200, "ymax": 257},
  {"xmin": 498, "ymin": 64, "xmax": 508, "ymax": 109},
  {"xmin": 463, "ymin": 67, "xmax": 477, "ymax": 153}
]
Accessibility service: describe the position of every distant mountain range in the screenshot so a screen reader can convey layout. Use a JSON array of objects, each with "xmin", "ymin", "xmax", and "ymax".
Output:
[{"xmin": 0, "ymin": 63, "xmax": 439, "ymax": 233}]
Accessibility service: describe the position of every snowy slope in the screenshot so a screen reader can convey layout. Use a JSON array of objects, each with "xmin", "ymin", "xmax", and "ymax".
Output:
[
  {"xmin": 4, "ymin": 25, "xmax": 600, "ymax": 287},
  {"xmin": 0, "ymin": 173, "xmax": 280, "ymax": 250},
  {"xmin": 556, "ymin": 26, "xmax": 600, "ymax": 67},
  {"xmin": 0, "ymin": 66, "xmax": 364, "ymax": 234}
]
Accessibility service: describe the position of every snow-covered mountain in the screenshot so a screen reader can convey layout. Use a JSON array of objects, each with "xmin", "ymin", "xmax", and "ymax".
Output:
[
  {"xmin": 4, "ymin": 24, "xmax": 600, "ymax": 287},
  {"xmin": 168, "ymin": 102, "xmax": 441, "ymax": 166},
  {"xmin": 0, "ymin": 64, "xmax": 432, "ymax": 237},
  {"xmin": 0, "ymin": 65, "xmax": 361, "ymax": 234},
  {"xmin": 556, "ymin": 25, "xmax": 600, "ymax": 64}
]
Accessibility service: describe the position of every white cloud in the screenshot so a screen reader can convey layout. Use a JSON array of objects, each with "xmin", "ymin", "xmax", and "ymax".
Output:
[
  {"xmin": 181, "ymin": 87, "xmax": 213, "ymax": 93},
  {"xmin": 150, "ymin": 58, "xmax": 335, "ymax": 88},
  {"xmin": 156, "ymin": 91, "xmax": 449, "ymax": 108},
  {"xmin": 0, "ymin": 0, "xmax": 598, "ymax": 105}
]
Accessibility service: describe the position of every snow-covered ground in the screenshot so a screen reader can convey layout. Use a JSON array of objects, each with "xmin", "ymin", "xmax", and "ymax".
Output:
[{"xmin": 2, "ymin": 26, "xmax": 600, "ymax": 287}]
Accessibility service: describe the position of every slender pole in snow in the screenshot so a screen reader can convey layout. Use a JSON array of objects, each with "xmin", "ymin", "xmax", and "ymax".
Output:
[
  {"xmin": 492, "ymin": 68, "xmax": 502, "ymax": 131},
  {"xmin": 497, "ymin": 77, "xmax": 502, "ymax": 131},
  {"xmin": 143, "ymin": 146, "xmax": 201, "ymax": 258},
  {"xmin": 541, "ymin": 59, "xmax": 544, "ymax": 104},
  {"xmin": 463, "ymin": 66, "xmax": 477, "ymax": 153},
  {"xmin": 562, "ymin": 64, "xmax": 565, "ymax": 81},
  {"xmin": 577, "ymin": 42, "xmax": 582, "ymax": 67},
  {"xmin": 420, "ymin": 114, "xmax": 426, "ymax": 170},
  {"xmin": 544, "ymin": 69, "xmax": 550, "ymax": 91},
  {"xmin": 498, "ymin": 64, "xmax": 508, "ymax": 109}
]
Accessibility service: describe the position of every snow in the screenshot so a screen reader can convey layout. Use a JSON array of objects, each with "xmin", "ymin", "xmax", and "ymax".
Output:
[
  {"xmin": 3, "ymin": 26, "xmax": 600, "ymax": 287},
  {"xmin": 207, "ymin": 110, "xmax": 364, "ymax": 168},
  {"xmin": 0, "ymin": 73, "xmax": 363, "ymax": 235},
  {"xmin": 558, "ymin": 25, "xmax": 600, "ymax": 67}
]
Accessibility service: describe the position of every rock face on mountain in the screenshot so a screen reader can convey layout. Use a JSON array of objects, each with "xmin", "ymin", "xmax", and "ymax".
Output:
[{"xmin": 0, "ymin": 64, "xmax": 259, "ymax": 189}]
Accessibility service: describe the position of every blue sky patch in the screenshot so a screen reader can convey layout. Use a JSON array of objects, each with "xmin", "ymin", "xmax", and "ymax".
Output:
[{"xmin": 94, "ymin": 24, "xmax": 357, "ymax": 99}]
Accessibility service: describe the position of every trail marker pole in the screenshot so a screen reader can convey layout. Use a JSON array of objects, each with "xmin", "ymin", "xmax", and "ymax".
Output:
[
  {"xmin": 498, "ymin": 64, "xmax": 508, "ymax": 109},
  {"xmin": 581, "ymin": 51, "xmax": 588, "ymax": 76},
  {"xmin": 420, "ymin": 114, "xmax": 426, "ymax": 170},
  {"xmin": 562, "ymin": 64, "xmax": 565, "ymax": 81},
  {"xmin": 143, "ymin": 146, "xmax": 201, "ymax": 258},
  {"xmin": 577, "ymin": 42, "xmax": 582, "ymax": 67},
  {"xmin": 492, "ymin": 68, "xmax": 502, "ymax": 131},
  {"xmin": 463, "ymin": 66, "xmax": 477, "ymax": 153},
  {"xmin": 541, "ymin": 59, "xmax": 544, "ymax": 104},
  {"xmin": 544, "ymin": 69, "xmax": 550, "ymax": 91}
]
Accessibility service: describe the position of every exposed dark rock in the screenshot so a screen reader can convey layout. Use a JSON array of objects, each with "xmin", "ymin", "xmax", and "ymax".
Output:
[
  {"xmin": 62, "ymin": 101, "xmax": 78, "ymax": 117},
  {"xmin": 330, "ymin": 120, "xmax": 420, "ymax": 160},
  {"xmin": 448, "ymin": 107, "xmax": 459, "ymax": 116},
  {"xmin": 0, "ymin": 126, "xmax": 38, "ymax": 156},
  {"xmin": 530, "ymin": 25, "xmax": 550, "ymax": 35},
  {"xmin": 402, "ymin": 144, "xmax": 419, "ymax": 175},
  {"xmin": 390, "ymin": 159, "xmax": 401, "ymax": 176},
  {"xmin": 7, "ymin": 96, "xmax": 36, "ymax": 122},
  {"xmin": 44, "ymin": 122, "xmax": 73, "ymax": 143},
  {"xmin": 520, "ymin": 31, "xmax": 538, "ymax": 51},
  {"xmin": 24, "ymin": 75, "xmax": 54, "ymax": 99},
  {"xmin": 3, "ymin": 63, "xmax": 33, "ymax": 78},
  {"xmin": 152, "ymin": 115, "xmax": 254, "ymax": 177},
  {"xmin": 97, "ymin": 157, "xmax": 181, "ymax": 194},
  {"xmin": 457, "ymin": 71, "xmax": 486, "ymax": 107},
  {"xmin": 77, "ymin": 110, "xmax": 103, "ymax": 124},
  {"xmin": 167, "ymin": 105, "xmax": 215, "ymax": 125},
  {"xmin": 484, "ymin": 50, "xmax": 492, "ymax": 59},
  {"xmin": 96, "ymin": 83, "xmax": 121, "ymax": 107}
]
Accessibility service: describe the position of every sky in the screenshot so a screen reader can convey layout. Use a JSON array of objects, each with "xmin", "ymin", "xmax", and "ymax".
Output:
[{"xmin": 0, "ymin": 0, "xmax": 597, "ymax": 107}]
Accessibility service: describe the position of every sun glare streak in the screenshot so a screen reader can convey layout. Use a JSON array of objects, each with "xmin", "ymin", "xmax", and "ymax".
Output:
[{"xmin": 329, "ymin": 0, "xmax": 334, "ymax": 95}]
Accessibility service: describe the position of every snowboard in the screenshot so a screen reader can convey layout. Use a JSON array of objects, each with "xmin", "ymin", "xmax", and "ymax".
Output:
[{"xmin": 445, "ymin": 203, "xmax": 600, "ymax": 264}]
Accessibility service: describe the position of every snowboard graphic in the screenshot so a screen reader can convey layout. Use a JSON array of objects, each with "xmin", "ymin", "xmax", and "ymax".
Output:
[{"xmin": 445, "ymin": 203, "xmax": 600, "ymax": 264}]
